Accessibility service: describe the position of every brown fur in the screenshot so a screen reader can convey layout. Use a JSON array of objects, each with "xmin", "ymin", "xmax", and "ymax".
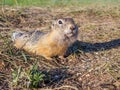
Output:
[{"xmin": 12, "ymin": 18, "xmax": 78, "ymax": 59}]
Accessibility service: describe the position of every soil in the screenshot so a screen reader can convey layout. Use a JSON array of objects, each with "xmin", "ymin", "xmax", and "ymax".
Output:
[{"xmin": 0, "ymin": 6, "xmax": 120, "ymax": 90}]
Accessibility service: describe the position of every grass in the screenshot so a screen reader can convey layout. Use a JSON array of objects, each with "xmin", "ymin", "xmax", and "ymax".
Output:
[
  {"xmin": 12, "ymin": 64, "xmax": 45, "ymax": 88},
  {"xmin": 0, "ymin": 0, "xmax": 120, "ymax": 90},
  {"xmin": 0, "ymin": 0, "xmax": 120, "ymax": 7}
]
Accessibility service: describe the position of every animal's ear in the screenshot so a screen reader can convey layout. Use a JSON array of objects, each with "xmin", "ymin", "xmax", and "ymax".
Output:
[
  {"xmin": 12, "ymin": 31, "xmax": 24, "ymax": 41},
  {"xmin": 51, "ymin": 20, "xmax": 57, "ymax": 29}
]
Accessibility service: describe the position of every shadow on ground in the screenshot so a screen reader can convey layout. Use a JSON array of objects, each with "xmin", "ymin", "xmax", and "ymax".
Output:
[
  {"xmin": 69, "ymin": 39, "xmax": 120, "ymax": 54},
  {"xmin": 35, "ymin": 68, "xmax": 72, "ymax": 88}
]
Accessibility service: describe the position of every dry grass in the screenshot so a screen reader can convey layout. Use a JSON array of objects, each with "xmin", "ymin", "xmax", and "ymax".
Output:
[{"xmin": 0, "ymin": 5, "xmax": 120, "ymax": 90}]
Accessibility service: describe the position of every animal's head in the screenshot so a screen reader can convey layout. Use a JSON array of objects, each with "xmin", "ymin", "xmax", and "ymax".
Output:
[{"xmin": 51, "ymin": 18, "xmax": 78, "ymax": 38}]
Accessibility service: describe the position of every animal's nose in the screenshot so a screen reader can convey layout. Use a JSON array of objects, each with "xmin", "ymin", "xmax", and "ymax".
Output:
[{"xmin": 70, "ymin": 25, "xmax": 76, "ymax": 31}]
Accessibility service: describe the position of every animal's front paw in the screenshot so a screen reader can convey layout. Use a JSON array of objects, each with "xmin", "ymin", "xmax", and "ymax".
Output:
[{"xmin": 58, "ymin": 56, "xmax": 66, "ymax": 60}]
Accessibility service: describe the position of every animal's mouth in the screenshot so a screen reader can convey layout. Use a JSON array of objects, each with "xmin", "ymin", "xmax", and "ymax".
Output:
[
  {"xmin": 65, "ymin": 32, "xmax": 75, "ymax": 38},
  {"xmin": 68, "ymin": 32, "xmax": 74, "ymax": 37},
  {"xmin": 66, "ymin": 26, "xmax": 77, "ymax": 37}
]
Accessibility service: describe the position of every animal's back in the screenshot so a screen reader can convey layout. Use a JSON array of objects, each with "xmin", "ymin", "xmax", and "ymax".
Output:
[
  {"xmin": 12, "ymin": 30, "xmax": 46, "ymax": 49},
  {"xmin": 27, "ymin": 30, "xmax": 46, "ymax": 45}
]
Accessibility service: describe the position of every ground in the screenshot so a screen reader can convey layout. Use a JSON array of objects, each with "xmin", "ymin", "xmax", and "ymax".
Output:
[{"xmin": 0, "ymin": 5, "xmax": 120, "ymax": 90}]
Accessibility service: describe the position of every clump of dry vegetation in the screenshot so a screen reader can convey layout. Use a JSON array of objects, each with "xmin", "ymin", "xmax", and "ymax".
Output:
[{"xmin": 0, "ymin": 4, "xmax": 120, "ymax": 90}]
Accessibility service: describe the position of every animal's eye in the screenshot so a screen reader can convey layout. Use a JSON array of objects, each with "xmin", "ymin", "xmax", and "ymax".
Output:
[{"xmin": 58, "ymin": 20, "xmax": 63, "ymax": 24}]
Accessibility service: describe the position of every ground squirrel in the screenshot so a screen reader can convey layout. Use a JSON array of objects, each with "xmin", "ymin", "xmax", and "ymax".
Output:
[{"xmin": 12, "ymin": 18, "xmax": 78, "ymax": 59}]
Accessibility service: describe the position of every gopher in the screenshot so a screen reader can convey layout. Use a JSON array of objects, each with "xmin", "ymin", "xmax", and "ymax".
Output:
[{"xmin": 12, "ymin": 18, "xmax": 78, "ymax": 59}]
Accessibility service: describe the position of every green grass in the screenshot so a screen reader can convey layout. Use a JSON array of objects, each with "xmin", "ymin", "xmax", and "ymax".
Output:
[{"xmin": 0, "ymin": 0, "xmax": 120, "ymax": 7}]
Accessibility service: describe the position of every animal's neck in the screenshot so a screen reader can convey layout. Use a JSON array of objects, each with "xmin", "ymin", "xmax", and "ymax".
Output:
[{"xmin": 49, "ymin": 30, "xmax": 66, "ymax": 41}]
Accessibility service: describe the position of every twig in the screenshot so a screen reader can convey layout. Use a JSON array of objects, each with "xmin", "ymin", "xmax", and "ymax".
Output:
[{"xmin": 54, "ymin": 85, "xmax": 79, "ymax": 90}]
